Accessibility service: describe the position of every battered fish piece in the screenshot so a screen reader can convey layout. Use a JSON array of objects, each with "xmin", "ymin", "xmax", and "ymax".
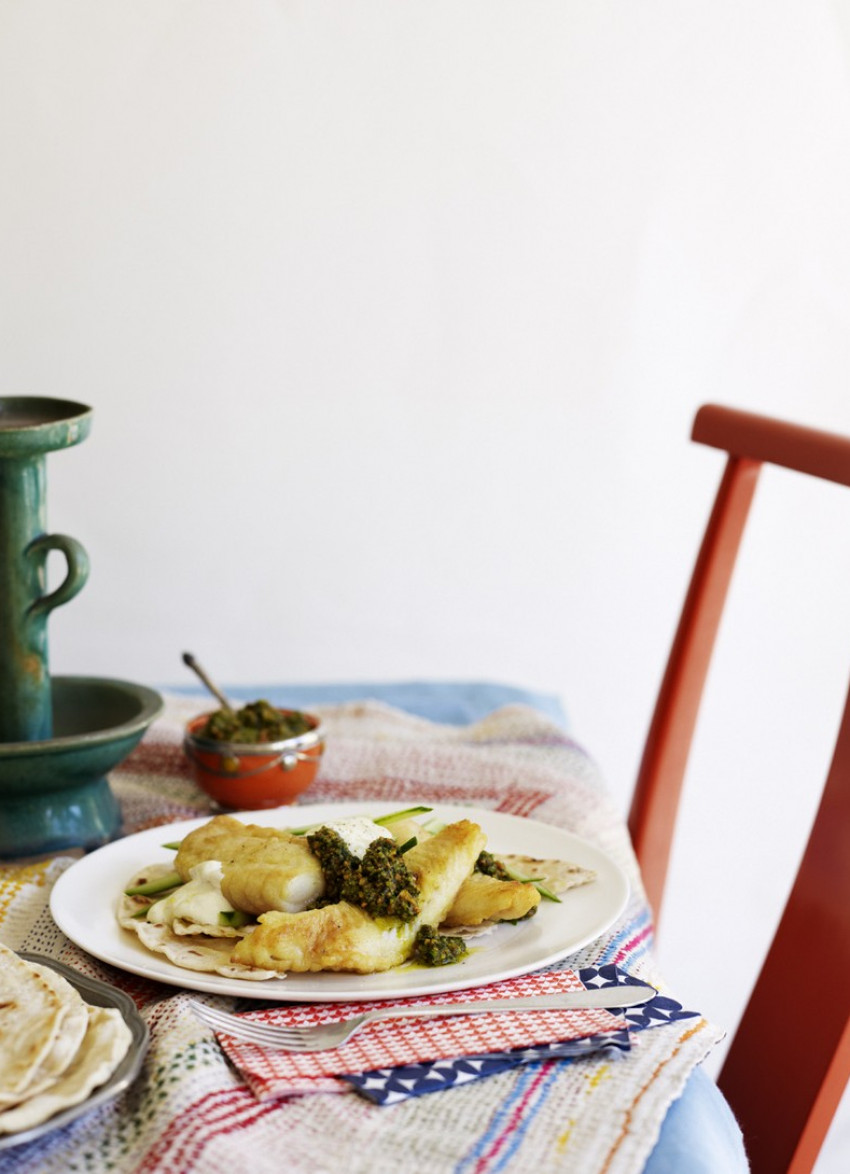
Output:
[
  {"xmin": 233, "ymin": 819, "xmax": 486, "ymax": 973},
  {"xmin": 387, "ymin": 818, "xmax": 541, "ymax": 926},
  {"xmin": 440, "ymin": 871, "xmax": 540, "ymax": 927},
  {"xmin": 175, "ymin": 815, "xmax": 324, "ymax": 914}
]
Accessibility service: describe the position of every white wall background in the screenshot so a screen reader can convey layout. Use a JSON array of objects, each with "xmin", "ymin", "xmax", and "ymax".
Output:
[{"xmin": 3, "ymin": 2, "xmax": 850, "ymax": 1167}]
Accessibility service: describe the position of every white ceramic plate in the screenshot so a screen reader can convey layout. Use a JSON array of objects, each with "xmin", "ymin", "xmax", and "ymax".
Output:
[{"xmin": 50, "ymin": 802, "xmax": 629, "ymax": 1003}]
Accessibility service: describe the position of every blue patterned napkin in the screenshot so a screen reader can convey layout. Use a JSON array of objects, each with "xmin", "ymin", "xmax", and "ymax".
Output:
[{"xmin": 344, "ymin": 965, "xmax": 700, "ymax": 1104}]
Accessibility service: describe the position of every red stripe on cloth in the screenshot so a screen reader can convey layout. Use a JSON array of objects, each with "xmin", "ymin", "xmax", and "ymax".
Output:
[
  {"xmin": 471, "ymin": 1061, "xmax": 557, "ymax": 1172},
  {"xmin": 135, "ymin": 1087, "xmax": 280, "ymax": 1173},
  {"xmin": 306, "ymin": 775, "xmax": 555, "ymax": 819},
  {"xmin": 613, "ymin": 923, "xmax": 653, "ymax": 965},
  {"xmin": 498, "ymin": 790, "xmax": 552, "ymax": 819}
]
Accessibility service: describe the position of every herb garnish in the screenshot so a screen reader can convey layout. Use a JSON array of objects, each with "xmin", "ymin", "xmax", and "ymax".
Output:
[
  {"xmin": 411, "ymin": 925, "xmax": 468, "ymax": 966},
  {"xmin": 474, "ymin": 850, "xmax": 561, "ymax": 903},
  {"xmin": 307, "ymin": 828, "xmax": 421, "ymax": 922}
]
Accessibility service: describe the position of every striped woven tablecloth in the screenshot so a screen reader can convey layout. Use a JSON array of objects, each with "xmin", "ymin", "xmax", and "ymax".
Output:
[{"xmin": 0, "ymin": 694, "xmax": 723, "ymax": 1174}]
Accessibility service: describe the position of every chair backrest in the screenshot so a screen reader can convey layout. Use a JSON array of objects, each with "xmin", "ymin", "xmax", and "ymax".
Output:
[{"xmin": 627, "ymin": 404, "xmax": 850, "ymax": 1174}]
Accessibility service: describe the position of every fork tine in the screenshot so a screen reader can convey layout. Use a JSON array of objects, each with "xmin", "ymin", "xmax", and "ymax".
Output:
[
  {"xmin": 190, "ymin": 1001, "xmax": 242, "ymax": 1030},
  {"xmin": 214, "ymin": 1023, "xmax": 309, "ymax": 1048},
  {"xmin": 196, "ymin": 1016, "xmax": 300, "ymax": 1047},
  {"xmin": 191, "ymin": 1006, "xmax": 280, "ymax": 1039},
  {"xmin": 191, "ymin": 1004, "xmax": 242, "ymax": 1028},
  {"xmin": 190, "ymin": 1002, "xmax": 308, "ymax": 1047},
  {"xmin": 190, "ymin": 1001, "xmax": 260, "ymax": 1031},
  {"xmin": 226, "ymin": 1025, "xmax": 306, "ymax": 1047}
]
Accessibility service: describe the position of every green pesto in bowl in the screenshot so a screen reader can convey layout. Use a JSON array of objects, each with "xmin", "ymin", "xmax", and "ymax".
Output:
[{"xmin": 197, "ymin": 699, "xmax": 313, "ymax": 745}]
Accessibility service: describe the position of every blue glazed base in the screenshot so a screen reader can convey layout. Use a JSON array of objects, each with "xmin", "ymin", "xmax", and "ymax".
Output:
[
  {"xmin": 0, "ymin": 776, "xmax": 121, "ymax": 857},
  {"xmin": 0, "ymin": 675, "xmax": 163, "ymax": 858}
]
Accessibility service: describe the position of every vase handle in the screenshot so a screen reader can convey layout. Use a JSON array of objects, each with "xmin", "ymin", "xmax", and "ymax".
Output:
[{"xmin": 26, "ymin": 533, "xmax": 90, "ymax": 618}]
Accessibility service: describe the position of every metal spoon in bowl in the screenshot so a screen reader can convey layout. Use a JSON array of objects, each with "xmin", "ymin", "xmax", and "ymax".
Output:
[{"xmin": 181, "ymin": 652, "xmax": 234, "ymax": 712}]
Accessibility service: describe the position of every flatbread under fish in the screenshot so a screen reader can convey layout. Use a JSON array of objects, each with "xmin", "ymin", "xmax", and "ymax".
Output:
[
  {"xmin": 130, "ymin": 922, "xmax": 277, "ymax": 981},
  {"xmin": 232, "ymin": 819, "xmax": 487, "ymax": 974},
  {"xmin": 118, "ymin": 863, "xmax": 251, "ymax": 940},
  {"xmin": 499, "ymin": 854, "xmax": 596, "ymax": 895},
  {"xmin": 117, "ymin": 866, "xmax": 276, "ymax": 980}
]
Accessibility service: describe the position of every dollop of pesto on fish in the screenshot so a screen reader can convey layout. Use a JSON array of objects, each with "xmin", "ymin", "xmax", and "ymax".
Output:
[
  {"xmin": 307, "ymin": 827, "xmax": 421, "ymax": 922},
  {"xmin": 474, "ymin": 849, "xmax": 512, "ymax": 881},
  {"xmin": 411, "ymin": 924, "xmax": 468, "ymax": 966}
]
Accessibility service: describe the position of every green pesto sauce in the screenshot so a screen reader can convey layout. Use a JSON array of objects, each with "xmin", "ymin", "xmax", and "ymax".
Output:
[
  {"xmin": 411, "ymin": 925, "xmax": 468, "ymax": 967},
  {"xmin": 307, "ymin": 828, "xmax": 421, "ymax": 922},
  {"xmin": 474, "ymin": 849, "xmax": 512, "ymax": 881},
  {"xmin": 200, "ymin": 699, "xmax": 312, "ymax": 744}
]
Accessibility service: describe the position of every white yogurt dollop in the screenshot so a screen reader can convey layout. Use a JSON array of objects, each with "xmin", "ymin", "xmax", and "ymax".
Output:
[
  {"xmin": 147, "ymin": 860, "xmax": 235, "ymax": 926},
  {"xmin": 318, "ymin": 817, "xmax": 393, "ymax": 858}
]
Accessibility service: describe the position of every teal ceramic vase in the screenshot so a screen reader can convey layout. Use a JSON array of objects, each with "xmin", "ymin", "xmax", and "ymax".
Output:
[
  {"xmin": 0, "ymin": 397, "xmax": 92, "ymax": 742},
  {"xmin": 0, "ymin": 397, "xmax": 163, "ymax": 855}
]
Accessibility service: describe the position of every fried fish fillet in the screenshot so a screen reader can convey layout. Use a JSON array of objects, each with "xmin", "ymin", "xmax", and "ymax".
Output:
[
  {"xmin": 175, "ymin": 815, "xmax": 324, "ymax": 914},
  {"xmin": 440, "ymin": 871, "xmax": 540, "ymax": 926},
  {"xmin": 386, "ymin": 818, "xmax": 541, "ymax": 926},
  {"xmin": 232, "ymin": 819, "xmax": 486, "ymax": 973}
]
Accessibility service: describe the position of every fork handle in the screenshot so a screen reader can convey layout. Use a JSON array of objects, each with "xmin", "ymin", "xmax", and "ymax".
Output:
[{"xmin": 363, "ymin": 984, "xmax": 655, "ymax": 1026}]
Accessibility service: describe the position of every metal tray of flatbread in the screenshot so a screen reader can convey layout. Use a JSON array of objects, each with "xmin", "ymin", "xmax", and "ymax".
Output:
[{"xmin": 0, "ymin": 954, "xmax": 148, "ymax": 1152}]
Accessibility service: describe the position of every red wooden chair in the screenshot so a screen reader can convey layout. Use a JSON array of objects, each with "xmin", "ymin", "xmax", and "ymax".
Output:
[{"xmin": 627, "ymin": 404, "xmax": 850, "ymax": 1173}]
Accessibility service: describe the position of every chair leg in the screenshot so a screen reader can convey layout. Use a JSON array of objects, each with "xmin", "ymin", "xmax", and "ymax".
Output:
[{"xmin": 718, "ymin": 676, "xmax": 850, "ymax": 1173}]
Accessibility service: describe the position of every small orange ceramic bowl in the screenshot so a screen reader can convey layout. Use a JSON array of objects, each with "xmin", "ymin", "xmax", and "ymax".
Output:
[{"xmin": 183, "ymin": 709, "xmax": 325, "ymax": 809}]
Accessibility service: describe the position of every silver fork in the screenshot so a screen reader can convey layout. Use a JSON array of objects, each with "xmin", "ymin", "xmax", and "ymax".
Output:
[{"xmin": 190, "ymin": 982, "xmax": 655, "ymax": 1052}]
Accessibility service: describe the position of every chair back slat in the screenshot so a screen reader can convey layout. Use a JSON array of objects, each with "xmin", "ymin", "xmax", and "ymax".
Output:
[
  {"xmin": 693, "ymin": 402, "xmax": 850, "ymax": 487},
  {"xmin": 628, "ymin": 453, "xmax": 760, "ymax": 919}
]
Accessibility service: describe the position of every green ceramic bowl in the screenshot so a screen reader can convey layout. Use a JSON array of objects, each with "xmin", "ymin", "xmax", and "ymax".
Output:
[{"xmin": 0, "ymin": 676, "xmax": 163, "ymax": 856}]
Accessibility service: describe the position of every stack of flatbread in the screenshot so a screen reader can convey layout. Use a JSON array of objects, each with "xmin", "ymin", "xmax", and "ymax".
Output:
[{"xmin": 0, "ymin": 944, "xmax": 132, "ymax": 1137}]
